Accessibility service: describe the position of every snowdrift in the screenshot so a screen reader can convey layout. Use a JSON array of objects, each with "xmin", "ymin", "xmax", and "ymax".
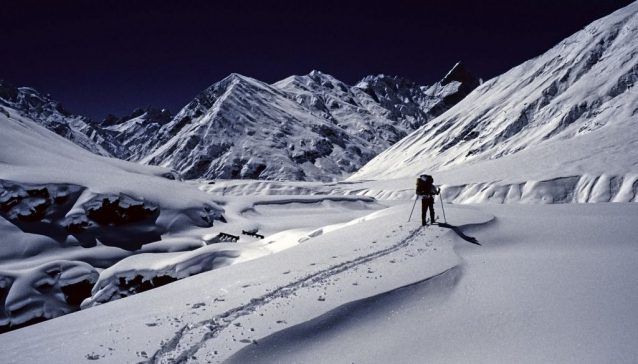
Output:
[{"xmin": 0, "ymin": 107, "xmax": 226, "ymax": 330}]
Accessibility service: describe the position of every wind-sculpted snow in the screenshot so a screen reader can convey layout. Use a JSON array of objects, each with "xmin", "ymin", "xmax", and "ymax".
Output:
[
  {"xmin": 0, "ymin": 109, "xmax": 390, "ymax": 331},
  {"xmin": 0, "ymin": 178, "xmax": 224, "ymax": 331},
  {"xmin": 225, "ymin": 267, "xmax": 462, "ymax": 364},
  {"xmin": 0, "ymin": 107, "xmax": 390, "ymax": 331},
  {"xmin": 439, "ymin": 174, "xmax": 638, "ymax": 204},
  {"xmin": 353, "ymin": 3, "xmax": 638, "ymax": 183},
  {"xmin": 0, "ymin": 110, "xmax": 227, "ymax": 331},
  {"xmin": 199, "ymin": 170, "xmax": 638, "ymax": 205},
  {"xmin": 144, "ymin": 225, "xmax": 428, "ymax": 363},
  {"xmin": 82, "ymin": 248, "xmax": 242, "ymax": 309},
  {"xmin": 0, "ymin": 260, "xmax": 99, "ymax": 333}
]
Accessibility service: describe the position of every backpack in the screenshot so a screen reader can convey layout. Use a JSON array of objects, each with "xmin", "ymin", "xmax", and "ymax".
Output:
[{"xmin": 416, "ymin": 174, "xmax": 434, "ymax": 196}]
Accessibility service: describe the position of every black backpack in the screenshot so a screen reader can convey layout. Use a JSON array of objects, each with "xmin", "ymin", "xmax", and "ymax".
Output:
[{"xmin": 416, "ymin": 175, "xmax": 434, "ymax": 196}]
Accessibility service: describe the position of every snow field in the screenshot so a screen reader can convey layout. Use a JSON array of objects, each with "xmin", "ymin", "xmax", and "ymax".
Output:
[
  {"xmin": 0, "ymin": 201, "xmax": 491, "ymax": 363},
  {"xmin": 227, "ymin": 203, "xmax": 638, "ymax": 364}
]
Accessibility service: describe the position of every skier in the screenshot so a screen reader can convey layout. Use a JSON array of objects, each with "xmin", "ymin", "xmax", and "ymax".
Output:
[{"xmin": 415, "ymin": 174, "xmax": 439, "ymax": 226}]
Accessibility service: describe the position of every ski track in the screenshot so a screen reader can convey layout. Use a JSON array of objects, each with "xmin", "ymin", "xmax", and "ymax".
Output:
[{"xmin": 144, "ymin": 226, "xmax": 428, "ymax": 364}]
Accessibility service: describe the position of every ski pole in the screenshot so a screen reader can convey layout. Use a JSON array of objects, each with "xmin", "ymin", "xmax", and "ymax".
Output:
[
  {"xmin": 439, "ymin": 193, "xmax": 447, "ymax": 223},
  {"xmin": 408, "ymin": 195, "xmax": 419, "ymax": 222}
]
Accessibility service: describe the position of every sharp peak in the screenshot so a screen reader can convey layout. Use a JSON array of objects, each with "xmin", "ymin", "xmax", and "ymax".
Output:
[
  {"xmin": 440, "ymin": 61, "xmax": 478, "ymax": 85},
  {"xmin": 204, "ymin": 73, "xmax": 262, "ymax": 91},
  {"xmin": 307, "ymin": 70, "xmax": 341, "ymax": 80},
  {"xmin": 308, "ymin": 70, "xmax": 328, "ymax": 76},
  {"xmin": 222, "ymin": 73, "xmax": 253, "ymax": 82}
]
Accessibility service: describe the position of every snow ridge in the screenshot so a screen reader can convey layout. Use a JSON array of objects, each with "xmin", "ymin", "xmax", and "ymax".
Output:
[
  {"xmin": 353, "ymin": 3, "xmax": 638, "ymax": 183},
  {"xmin": 0, "ymin": 80, "xmax": 124, "ymax": 157},
  {"xmin": 146, "ymin": 226, "xmax": 426, "ymax": 363}
]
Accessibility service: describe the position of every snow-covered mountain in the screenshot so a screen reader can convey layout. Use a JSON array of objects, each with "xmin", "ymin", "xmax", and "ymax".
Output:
[
  {"xmin": 0, "ymin": 80, "xmax": 123, "ymax": 158},
  {"xmin": 1, "ymin": 64, "xmax": 479, "ymax": 182},
  {"xmin": 99, "ymin": 106, "xmax": 173, "ymax": 161},
  {"xmin": 135, "ymin": 73, "xmax": 378, "ymax": 181},
  {"xmin": 352, "ymin": 2, "xmax": 638, "ymax": 203},
  {"xmin": 132, "ymin": 65, "xmax": 479, "ymax": 181}
]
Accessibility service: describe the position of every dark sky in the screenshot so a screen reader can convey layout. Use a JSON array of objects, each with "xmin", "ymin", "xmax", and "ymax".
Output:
[{"xmin": 2, "ymin": 0, "xmax": 634, "ymax": 121}]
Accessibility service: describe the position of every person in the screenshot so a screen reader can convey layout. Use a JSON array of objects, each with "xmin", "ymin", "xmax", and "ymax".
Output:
[{"xmin": 415, "ymin": 174, "xmax": 439, "ymax": 226}]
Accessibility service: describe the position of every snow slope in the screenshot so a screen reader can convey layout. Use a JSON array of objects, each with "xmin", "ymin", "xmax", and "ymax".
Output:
[
  {"xmin": 100, "ymin": 107, "xmax": 174, "ymax": 161},
  {"xmin": 0, "ymin": 80, "xmax": 124, "ymax": 158},
  {"xmin": 352, "ymin": 2, "xmax": 638, "ymax": 203},
  {"xmin": 1, "ymin": 197, "xmax": 637, "ymax": 364},
  {"xmin": 227, "ymin": 204, "xmax": 638, "ymax": 364},
  {"xmin": 0, "ymin": 104, "xmax": 393, "ymax": 331},
  {"xmin": 0, "ymin": 107, "xmax": 229, "ymax": 330}
]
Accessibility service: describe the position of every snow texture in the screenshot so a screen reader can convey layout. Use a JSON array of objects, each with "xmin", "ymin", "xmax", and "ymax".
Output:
[{"xmin": 0, "ymin": 107, "xmax": 227, "ymax": 330}]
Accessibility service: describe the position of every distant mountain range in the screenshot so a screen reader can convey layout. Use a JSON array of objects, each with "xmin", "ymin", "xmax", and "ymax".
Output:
[{"xmin": 0, "ymin": 63, "xmax": 480, "ymax": 181}]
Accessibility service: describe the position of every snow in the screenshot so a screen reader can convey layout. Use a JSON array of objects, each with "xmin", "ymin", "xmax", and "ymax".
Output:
[
  {"xmin": 1, "ymin": 195, "xmax": 637, "ymax": 363},
  {"xmin": 0, "ymin": 108, "xmax": 395, "ymax": 328},
  {"xmin": 227, "ymin": 206, "xmax": 638, "ymax": 364},
  {"xmin": 0, "ymin": 80, "xmax": 123, "ymax": 157},
  {"xmin": 1, "ymin": 2, "xmax": 638, "ymax": 363},
  {"xmin": 127, "ymin": 64, "xmax": 478, "ymax": 181},
  {"xmin": 0, "ymin": 107, "xmax": 230, "ymax": 327},
  {"xmin": 352, "ymin": 2, "xmax": 638, "ymax": 202}
]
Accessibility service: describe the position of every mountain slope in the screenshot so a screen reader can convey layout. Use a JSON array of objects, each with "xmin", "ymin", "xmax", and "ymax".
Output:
[
  {"xmin": 100, "ymin": 106, "xmax": 173, "ymax": 161},
  {"xmin": 0, "ymin": 80, "xmax": 124, "ymax": 158},
  {"xmin": 352, "ymin": 2, "xmax": 638, "ymax": 193},
  {"xmin": 135, "ymin": 65, "xmax": 479, "ymax": 181},
  {"xmin": 136, "ymin": 74, "xmax": 378, "ymax": 181}
]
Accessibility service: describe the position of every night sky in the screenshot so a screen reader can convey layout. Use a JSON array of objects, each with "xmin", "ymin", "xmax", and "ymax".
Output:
[{"xmin": 2, "ymin": 0, "xmax": 634, "ymax": 121}]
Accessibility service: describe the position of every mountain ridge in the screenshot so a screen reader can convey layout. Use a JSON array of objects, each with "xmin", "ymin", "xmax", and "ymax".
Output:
[{"xmin": 351, "ymin": 2, "xmax": 638, "ymax": 202}]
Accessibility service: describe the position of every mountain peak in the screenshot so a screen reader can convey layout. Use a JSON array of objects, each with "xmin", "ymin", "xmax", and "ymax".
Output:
[{"xmin": 440, "ymin": 61, "xmax": 478, "ymax": 86}]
